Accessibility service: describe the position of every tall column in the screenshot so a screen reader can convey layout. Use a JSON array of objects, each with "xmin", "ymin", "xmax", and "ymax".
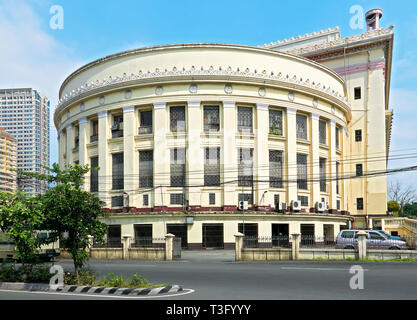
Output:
[
  {"xmin": 65, "ymin": 124, "xmax": 73, "ymax": 165},
  {"xmin": 311, "ymin": 114, "xmax": 320, "ymax": 209},
  {"xmin": 58, "ymin": 130, "xmax": 65, "ymax": 169},
  {"xmin": 286, "ymin": 108, "xmax": 297, "ymax": 204},
  {"xmin": 222, "ymin": 101, "xmax": 238, "ymax": 210},
  {"xmin": 98, "ymin": 111, "xmax": 109, "ymax": 207},
  {"xmin": 255, "ymin": 103, "xmax": 269, "ymax": 209},
  {"xmin": 329, "ymin": 120, "xmax": 337, "ymax": 210},
  {"xmin": 78, "ymin": 117, "xmax": 89, "ymax": 191},
  {"xmin": 153, "ymin": 102, "xmax": 169, "ymax": 211},
  {"xmin": 187, "ymin": 101, "xmax": 203, "ymax": 210},
  {"xmin": 341, "ymin": 126, "xmax": 348, "ymax": 212},
  {"xmin": 123, "ymin": 106, "xmax": 136, "ymax": 208}
]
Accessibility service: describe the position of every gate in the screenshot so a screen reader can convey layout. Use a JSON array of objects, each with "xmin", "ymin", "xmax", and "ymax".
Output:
[
  {"xmin": 173, "ymin": 237, "xmax": 182, "ymax": 259},
  {"xmin": 202, "ymin": 223, "xmax": 224, "ymax": 248}
]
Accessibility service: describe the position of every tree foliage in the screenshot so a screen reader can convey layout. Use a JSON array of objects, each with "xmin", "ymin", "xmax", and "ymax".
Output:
[
  {"xmin": 387, "ymin": 200, "xmax": 400, "ymax": 213},
  {"xmin": 19, "ymin": 163, "xmax": 108, "ymax": 275},
  {"xmin": 388, "ymin": 180, "xmax": 417, "ymax": 211},
  {"xmin": 0, "ymin": 191, "xmax": 45, "ymax": 266}
]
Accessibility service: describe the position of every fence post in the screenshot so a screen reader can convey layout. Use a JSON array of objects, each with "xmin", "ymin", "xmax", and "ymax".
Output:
[
  {"xmin": 122, "ymin": 235, "xmax": 132, "ymax": 260},
  {"xmin": 357, "ymin": 230, "xmax": 367, "ymax": 260},
  {"xmin": 165, "ymin": 233, "xmax": 175, "ymax": 261},
  {"xmin": 87, "ymin": 235, "xmax": 94, "ymax": 256},
  {"xmin": 291, "ymin": 233, "xmax": 300, "ymax": 260},
  {"xmin": 234, "ymin": 232, "xmax": 244, "ymax": 261}
]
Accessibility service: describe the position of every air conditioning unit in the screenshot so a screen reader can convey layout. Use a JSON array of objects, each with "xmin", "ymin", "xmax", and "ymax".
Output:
[
  {"xmin": 291, "ymin": 200, "xmax": 301, "ymax": 212},
  {"xmin": 111, "ymin": 124, "xmax": 119, "ymax": 131},
  {"xmin": 315, "ymin": 201, "xmax": 326, "ymax": 213},
  {"xmin": 275, "ymin": 202, "xmax": 287, "ymax": 212},
  {"xmin": 238, "ymin": 201, "xmax": 248, "ymax": 211}
]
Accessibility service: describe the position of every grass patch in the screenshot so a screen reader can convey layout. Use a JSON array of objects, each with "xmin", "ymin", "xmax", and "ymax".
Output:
[{"xmin": 64, "ymin": 269, "xmax": 164, "ymax": 289}]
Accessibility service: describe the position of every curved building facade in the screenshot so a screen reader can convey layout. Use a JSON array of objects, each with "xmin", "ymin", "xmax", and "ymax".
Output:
[{"xmin": 55, "ymin": 39, "xmax": 392, "ymax": 248}]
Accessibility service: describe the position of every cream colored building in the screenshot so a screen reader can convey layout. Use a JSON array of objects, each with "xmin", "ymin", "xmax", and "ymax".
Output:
[
  {"xmin": 54, "ymin": 11, "xmax": 393, "ymax": 248},
  {"xmin": 0, "ymin": 127, "xmax": 17, "ymax": 193}
]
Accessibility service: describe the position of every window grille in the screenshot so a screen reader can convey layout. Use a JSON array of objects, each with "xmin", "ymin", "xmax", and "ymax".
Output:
[
  {"xmin": 238, "ymin": 193, "xmax": 253, "ymax": 205},
  {"xmin": 237, "ymin": 107, "xmax": 253, "ymax": 133},
  {"xmin": 274, "ymin": 194, "xmax": 280, "ymax": 206},
  {"xmin": 269, "ymin": 109, "xmax": 283, "ymax": 135},
  {"xmin": 319, "ymin": 158, "xmax": 326, "ymax": 192},
  {"xmin": 111, "ymin": 196, "xmax": 123, "ymax": 207},
  {"xmin": 204, "ymin": 147, "xmax": 220, "ymax": 186},
  {"xmin": 296, "ymin": 114, "xmax": 307, "ymax": 140},
  {"xmin": 170, "ymin": 106, "xmax": 186, "ymax": 132},
  {"xmin": 297, "ymin": 154, "xmax": 307, "ymax": 190},
  {"xmin": 170, "ymin": 148, "xmax": 186, "ymax": 187},
  {"xmin": 139, "ymin": 150, "xmax": 153, "ymax": 187},
  {"xmin": 357, "ymin": 198, "xmax": 364, "ymax": 210},
  {"xmin": 355, "ymin": 129, "xmax": 362, "ymax": 142},
  {"xmin": 90, "ymin": 156, "xmax": 98, "ymax": 192},
  {"xmin": 319, "ymin": 120, "xmax": 327, "ymax": 145},
  {"xmin": 143, "ymin": 194, "xmax": 149, "ymax": 206},
  {"xmin": 297, "ymin": 195, "xmax": 309, "ymax": 206},
  {"xmin": 170, "ymin": 193, "xmax": 184, "ymax": 205},
  {"xmin": 337, "ymin": 200, "xmax": 341, "ymax": 210},
  {"xmin": 238, "ymin": 148, "xmax": 253, "ymax": 187},
  {"xmin": 209, "ymin": 193, "xmax": 216, "ymax": 205},
  {"xmin": 356, "ymin": 164, "xmax": 363, "ymax": 177},
  {"xmin": 204, "ymin": 106, "xmax": 220, "ymax": 132},
  {"xmin": 112, "ymin": 153, "xmax": 124, "ymax": 190},
  {"xmin": 269, "ymin": 150, "xmax": 283, "ymax": 188}
]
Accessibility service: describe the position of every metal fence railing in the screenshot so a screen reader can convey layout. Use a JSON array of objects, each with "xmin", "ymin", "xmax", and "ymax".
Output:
[
  {"xmin": 92, "ymin": 238, "xmax": 123, "ymax": 248},
  {"xmin": 300, "ymin": 236, "xmax": 337, "ymax": 248},
  {"xmin": 243, "ymin": 236, "xmax": 292, "ymax": 249},
  {"xmin": 131, "ymin": 237, "xmax": 166, "ymax": 248}
]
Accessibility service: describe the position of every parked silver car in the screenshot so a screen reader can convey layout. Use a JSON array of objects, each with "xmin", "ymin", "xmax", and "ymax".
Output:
[{"xmin": 335, "ymin": 230, "xmax": 409, "ymax": 250}]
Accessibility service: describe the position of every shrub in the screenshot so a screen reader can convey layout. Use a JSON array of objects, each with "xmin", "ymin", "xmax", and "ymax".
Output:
[
  {"xmin": 129, "ymin": 273, "xmax": 149, "ymax": 288},
  {"xmin": 0, "ymin": 262, "xmax": 51, "ymax": 283}
]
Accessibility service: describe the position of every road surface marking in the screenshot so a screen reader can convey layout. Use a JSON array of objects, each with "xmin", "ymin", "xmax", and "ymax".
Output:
[
  {"xmin": 0, "ymin": 288, "xmax": 195, "ymax": 299},
  {"xmin": 281, "ymin": 267, "xmax": 369, "ymax": 271}
]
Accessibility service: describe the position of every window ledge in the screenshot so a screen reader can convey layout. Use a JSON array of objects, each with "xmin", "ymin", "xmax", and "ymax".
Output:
[
  {"xmin": 319, "ymin": 143, "xmax": 329, "ymax": 149},
  {"xmin": 268, "ymin": 134, "xmax": 286, "ymax": 141},
  {"xmin": 135, "ymin": 134, "xmax": 153, "ymax": 140},
  {"xmin": 297, "ymin": 139, "xmax": 310, "ymax": 145},
  {"xmin": 166, "ymin": 132, "xmax": 187, "ymax": 138},
  {"xmin": 108, "ymin": 137, "xmax": 124, "ymax": 143},
  {"xmin": 236, "ymin": 132, "xmax": 255, "ymax": 139}
]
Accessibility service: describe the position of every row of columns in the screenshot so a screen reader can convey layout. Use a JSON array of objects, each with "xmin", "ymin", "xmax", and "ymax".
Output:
[{"xmin": 60, "ymin": 101, "xmax": 345, "ymax": 209}]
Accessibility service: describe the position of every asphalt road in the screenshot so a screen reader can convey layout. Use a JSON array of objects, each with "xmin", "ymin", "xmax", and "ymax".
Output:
[{"xmin": 1, "ymin": 250, "xmax": 417, "ymax": 300}]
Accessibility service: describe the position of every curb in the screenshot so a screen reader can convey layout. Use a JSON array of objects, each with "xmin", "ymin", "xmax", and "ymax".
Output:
[{"xmin": 0, "ymin": 282, "xmax": 183, "ymax": 296}]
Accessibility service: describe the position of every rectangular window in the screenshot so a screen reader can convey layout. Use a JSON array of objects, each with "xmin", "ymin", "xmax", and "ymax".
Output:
[
  {"xmin": 335, "ymin": 127, "xmax": 340, "ymax": 150},
  {"xmin": 170, "ymin": 148, "xmax": 186, "ymax": 187},
  {"xmin": 237, "ymin": 107, "xmax": 253, "ymax": 133},
  {"xmin": 297, "ymin": 195, "xmax": 309, "ymax": 206},
  {"xmin": 209, "ymin": 193, "xmax": 216, "ymax": 205},
  {"xmin": 297, "ymin": 154, "xmax": 308, "ymax": 190},
  {"xmin": 319, "ymin": 120, "xmax": 327, "ymax": 145},
  {"xmin": 296, "ymin": 114, "xmax": 307, "ymax": 140},
  {"xmin": 170, "ymin": 193, "xmax": 184, "ymax": 205},
  {"xmin": 204, "ymin": 147, "xmax": 220, "ymax": 186},
  {"xmin": 111, "ymin": 196, "xmax": 123, "ymax": 207},
  {"xmin": 170, "ymin": 106, "xmax": 186, "ymax": 132},
  {"xmin": 356, "ymin": 164, "xmax": 363, "ymax": 177},
  {"xmin": 112, "ymin": 115, "xmax": 124, "ymax": 138},
  {"xmin": 355, "ymin": 129, "xmax": 362, "ymax": 142},
  {"xmin": 91, "ymin": 120, "xmax": 98, "ymax": 142},
  {"xmin": 238, "ymin": 193, "xmax": 253, "ymax": 205},
  {"xmin": 238, "ymin": 148, "xmax": 253, "ymax": 187},
  {"xmin": 269, "ymin": 109, "xmax": 283, "ymax": 135},
  {"xmin": 204, "ymin": 106, "xmax": 220, "ymax": 132},
  {"xmin": 269, "ymin": 150, "xmax": 283, "ymax": 188},
  {"xmin": 90, "ymin": 156, "xmax": 98, "ymax": 193},
  {"xmin": 274, "ymin": 194, "xmax": 280, "ymax": 207},
  {"xmin": 336, "ymin": 161, "xmax": 340, "ymax": 195},
  {"xmin": 139, "ymin": 150, "xmax": 153, "ymax": 188},
  {"xmin": 319, "ymin": 158, "xmax": 326, "ymax": 192},
  {"xmin": 143, "ymin": 194, "xmax": 149, "ymax": 206},
  {"xmin": 354, "ymin": 87, "xmax": 361, "ymax": 100},
  {"xmin": 112, "ymin": 153, "xmax": 124, "ymax": 190},
  {"xmin": 336, "ymin": 200, "xmax": 341, "ymax": 210},
  {"xmin": 357, "ymin": 198, "xmax": 364, "ymax": 210},
  {"xmin": 139, "ymin": 110, "xmax": 152, "ymax": 134}
]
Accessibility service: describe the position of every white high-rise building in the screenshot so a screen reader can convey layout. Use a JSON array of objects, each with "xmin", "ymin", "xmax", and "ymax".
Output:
[{"xmin": 0, "ymin": 88, "xmax": 50, "ymax": 196}]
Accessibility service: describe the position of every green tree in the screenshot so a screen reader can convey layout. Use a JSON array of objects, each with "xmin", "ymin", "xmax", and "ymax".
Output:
[
  {"xmin": 19, "ymin": 163, "xmax": 108, "ymax": 276},
  {"xmin": 387, "ymin": 200, "xmax": 400, "ymax": 213},
  {"xmin": 0, "ymin": 191, "xmax": 45, "ymax": 269},
  {"xmin": 403, "ymin": 202, "xmax": 417, "ymax": 217}
]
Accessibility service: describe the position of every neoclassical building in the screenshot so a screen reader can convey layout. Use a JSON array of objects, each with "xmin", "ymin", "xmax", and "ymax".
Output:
[{"xmin": 54, "ymin": 11, "xmax": 393, "ymax": 248}]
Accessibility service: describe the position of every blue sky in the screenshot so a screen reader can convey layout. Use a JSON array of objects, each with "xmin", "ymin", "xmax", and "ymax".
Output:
[{"xmin": 1, "ymin": 0, "xmax": 417, "ymax": 191}]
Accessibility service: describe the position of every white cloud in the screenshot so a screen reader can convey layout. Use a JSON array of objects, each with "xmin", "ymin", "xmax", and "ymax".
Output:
[{"xmin": 0, "ymin": 0, "xmax": 84, "ymax": 165}]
